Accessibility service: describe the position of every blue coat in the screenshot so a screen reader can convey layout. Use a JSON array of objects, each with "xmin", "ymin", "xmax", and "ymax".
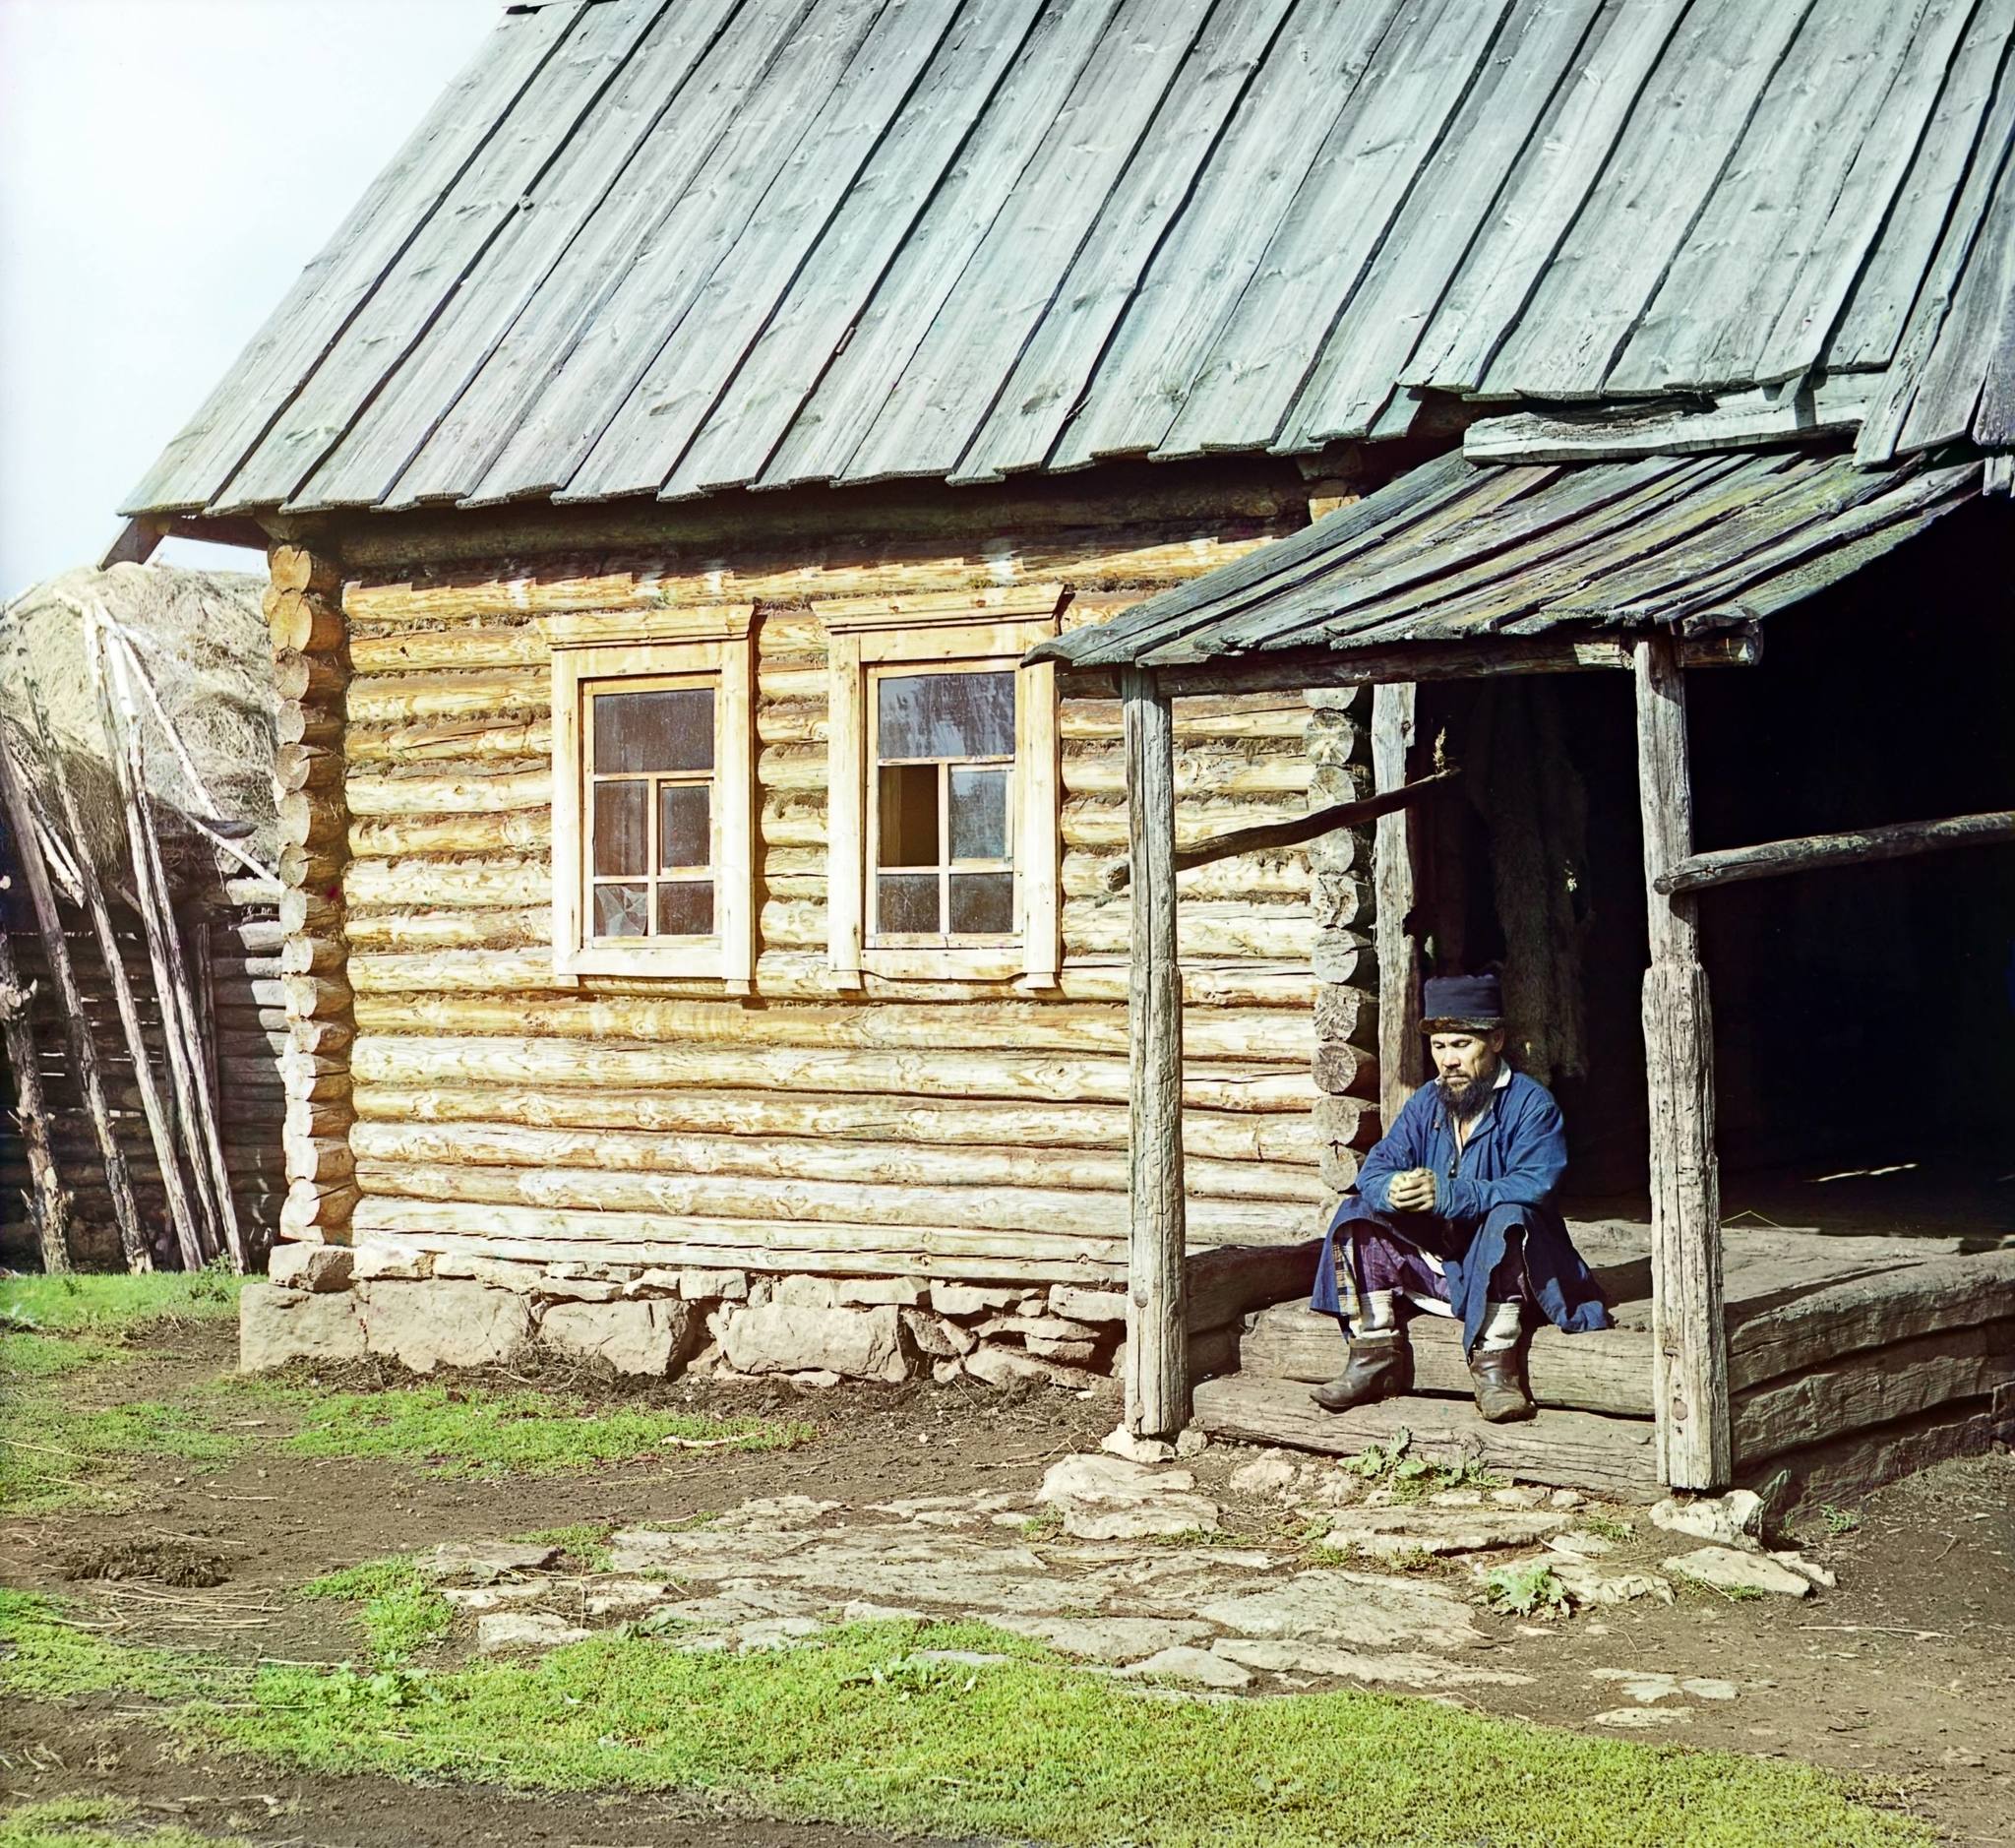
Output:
[{"xmin": 1311, "ymin": 1070, "xmax": 1612, "ymax": 1353}]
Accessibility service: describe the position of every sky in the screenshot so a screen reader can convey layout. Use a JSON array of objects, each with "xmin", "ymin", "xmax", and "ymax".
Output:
[{"xmin": 0, "ymin": 0, "xmax": 500, "ymax": 598}]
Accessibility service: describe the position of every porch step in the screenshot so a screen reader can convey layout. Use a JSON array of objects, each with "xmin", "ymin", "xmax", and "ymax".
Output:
[
  {"xmin": 1192, "ymin": 1373, "xmax": 1662, "ymax": 1502},
  {"xmin": 1240, "ymin": 1302, "xmax": 1655, "ymax": 1419}
]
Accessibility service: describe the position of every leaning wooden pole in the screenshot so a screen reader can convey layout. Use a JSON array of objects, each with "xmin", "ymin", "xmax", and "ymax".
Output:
[
  {"xmin": 0, "ymin": 921, "xmax": 73, "ymax": 1272},
  {"xmin": 0, "ymin": 723, "xmax": 152, "ymax": 1270},
  {"xmin": 267, "ymin": 542, "xmax": 358, "ymax": 1251},
  {"xmin": 1632, "ymin": 635, "xmax": 1731, "ymax": 1491},
  {"xmin": 1123, "ymin": 666, "xmax": 1189, "ymax": 1440},
  {"xmin": 1372, "ymin": 684, "xmax": 1423, "ymax": 1134},
  {"xmin": 22, "ymin": 649, "xmax": 211, "ymax": 1271}
]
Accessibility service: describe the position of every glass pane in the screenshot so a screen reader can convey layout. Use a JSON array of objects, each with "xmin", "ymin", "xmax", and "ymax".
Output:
[
  {"xmin": 877, "ymin": 764, "xmax": 940, "ymax": 867},
  {"xmin": 949, "ymin": 872, "xmax": 1014, "ymax": 935},
  {"xmin": 877, "ymin": 872, "xmax": 940, "ymax": 935},
  {"xmin": 593, "ymin": 883, "xmax": 648, "ymax": 938},
  {"xmin": 659, "ymin": 783, "xmax": 710, "ymax": 870},
  {"xmin": 655, "ymin": 881, "xmax": 714, "ymax": 937},
  {"xmin": 877, "ymin": 671, "xmax": 1013, "ymax": 760},
  {"xmin": 592, "ymin": 782, "xmax": 647, "ymax": 876},
  {"xmin": 593, "ymin": 687, "xmax": 714, "ymax": 773},
  {"xmin": 948, "ymin": 767, "xmax": 1008, "ymax": 861}
]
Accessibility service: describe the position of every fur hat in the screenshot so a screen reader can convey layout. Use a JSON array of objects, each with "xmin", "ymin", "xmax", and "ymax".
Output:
[{"xmin": 1422, "ymin": 972, "xmax": 1504, "ymax": 1032}]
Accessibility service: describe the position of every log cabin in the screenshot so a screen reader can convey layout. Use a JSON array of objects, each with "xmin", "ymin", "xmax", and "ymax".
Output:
[{"xmin": 117, "ymin": 0, "xmax": 2013, "ymax": 1502}]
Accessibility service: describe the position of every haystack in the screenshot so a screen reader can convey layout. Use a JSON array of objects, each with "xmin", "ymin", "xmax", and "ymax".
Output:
[{"xmin": 0, "ymin": 563, "xmax": 276, "ymax": 893}]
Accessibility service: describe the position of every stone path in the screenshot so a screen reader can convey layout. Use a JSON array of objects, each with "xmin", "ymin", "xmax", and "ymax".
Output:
[{"xmin": 428, "ymin": 1448, "xmax": 1824, "ymax": 1711}]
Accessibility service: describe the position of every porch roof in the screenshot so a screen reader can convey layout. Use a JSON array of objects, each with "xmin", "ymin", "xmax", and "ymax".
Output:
[{"xmin": 1033, "ymin": 447, "xmax": 1984, "ymax": 676}]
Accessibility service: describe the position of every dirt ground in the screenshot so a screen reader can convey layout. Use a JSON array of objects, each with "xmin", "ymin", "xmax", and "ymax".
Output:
[{"xmin": 3, "ymin": 1321, "xmax": 2011, "ymax": 1847}]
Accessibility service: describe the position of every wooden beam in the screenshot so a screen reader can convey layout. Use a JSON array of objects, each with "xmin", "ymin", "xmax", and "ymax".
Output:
[
  {"xmin": 1123, "ymin": 666, "xmax": 1189, "ymax": 1441},
  {"xmin": 1373, "ymin": 685, "xmax": 1423, "ymax": 1133},
  {"xmin": 1156, "ymin": 631, "xmax": 1761, "ymax": 698},
  {"xmin": 0, "ymin": 926, "xmax": 73, "ymax": 1273},
  {"xmin": 1658, "ymin": 810, "xmax": 2015, "ymax": 895},
  {"xmin": 1633, "ymin": 635, "xmax": 1731, "ymax": 1492},
  {"xmin": 1101, "ymin": 768, "xmax": 1460, "ymax": 892},
  {"xmin": 0, "ymin": 723, "xmax": 153, "ymax": 1271}
]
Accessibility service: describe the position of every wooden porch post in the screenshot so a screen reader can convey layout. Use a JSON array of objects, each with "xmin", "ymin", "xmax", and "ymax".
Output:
[
  {"xmin": 1372, "ymin": 684, "xmax": 1422, "ymax": 1131},
  {"xmin": 1124, "ymin": 666, "xmax": 1189, "ymax": 1438},
  {"xmin": 1633, "ymin": 636, "xmax": 1732, "ymax": 1490}
]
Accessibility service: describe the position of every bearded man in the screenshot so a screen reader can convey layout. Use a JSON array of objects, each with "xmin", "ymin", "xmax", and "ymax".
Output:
[{"xmin": 1309, "ymin": 973, "xmax": 1612, "ymax": 1424}]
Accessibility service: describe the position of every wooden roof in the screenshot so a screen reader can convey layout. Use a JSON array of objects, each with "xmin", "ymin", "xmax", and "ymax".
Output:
[
  {"xmin": 123, "ymin": 0, "xmax": 2015, "ymax": 524},
  {"xmin": 1033, "ymin": 446, "xmax": 1985, "ymax": 671}
]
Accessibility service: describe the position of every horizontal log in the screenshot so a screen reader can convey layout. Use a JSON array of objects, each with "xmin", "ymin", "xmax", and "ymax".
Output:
[
  {"xmin": 1191, "ymin": 1373, "xmax": 1659, "ymax": 1500},
  {"xmin": 345, "ymin": 770, "xmax": 552, "ymax": 818},
  {"xmin": 351, "ymin": 1120, "xmax": 1322, "ymax": 1205},
  {"xmin": 1739, "ymin": 1394, "xmax": 2015, "ymax": 1512},
  {"xmin": 277, "ymin": 791, "xmax": 348, "ymax": 849},
  {"xmin": 275, "ymin": 742, "xmax": 344, "ymax": 795},
  {"xmin": 279, "ymin": 936, "xmax": 347, "ymax": 976},
  {"xmin": 351, "ymin": 810, "xmax": 549, "ymax": 858},
  {"xmin": 275, "ymin": 706, "xmax": 341, "ymax": 748},
  {"xmin": 345, "ymin": 858, "xmax": 549, "ymax": 908},
  {"xmin": 349, "ymin": 717, "xmax": 552, "ymax": 764},
  {"xmin": 343, "ymin": 908, "xmax": 549, "ymax": 951},
  {"xmin": 348, "ymin": 992, "xmax": 1310, "ymax": 1064},
  {"xmin": 351, "ymin": 1034, "xmax": 1316, "ymax": 1113},
  {"xmin": 283, "ymin": 974, "xmax": 354, "ymax": 1019},
  {"xmin": 350, "ymin": 625, "xmax": 549, "ymax": 674},
  {"xmin": 352, "ymin": 1224, "xmax": 1122, "ymax": 1286},
  {"xmin": 1734, "ymin": 1321, "xmax": 2014, "ymax": 1466},
  {"xmin": 354, "ymin": 1156, "xmax": 1288, "ymax": 1244},
  {"xmin": 1727, "ymin": 1251, "xmax": 2015, "ymax": 1390},
  {"xmin": 269, "ymin": 543, "xmax": 341, "ymax": 597},
  {"xmin": 285, "ymin": 1135, "xmax": 356, "ymax": 1185},
  {"xmin": 1155, "ymin": 632, "xmax": 1762, "ymax": 699},
  {"xmin": 352, "ymin": 1081, "xmax": 1313, "ymax": 1165},
  {"xmin": 1064, "ymin": 897, "xmax": 1311, "ymax": 961},
  {"xmin": 214, "ymin": 917, "xmax": 286, "ymax": 955},
  {"xmin": 274, "ymin": 651, "xmax": 347, "ymax": 705},
  {"xmin": 280, "ymin": 890, "xmax": 344, "ymax": 936},
  {"xmin": 277, "ymin": 844, "xmax": 345, "ymax": 892},
  {"xmin": 1061, "ymin": 798, "xmax": 1314, "ymax": 852},
  {"xmin": 351, "ymin": 1195, "xmax": 1129, "ymax": 1277},
  {"xmin": 267, "ymin": 589, "xmax": 345, "ymax": 654},
  {"xmin": 1658, "ymin": 811, "xmax": 2015, "ymax": 895},
  {"xmin": 346, "ymin": 668, "xmax": 546, "ymax": 725},
  {"xmin": 1239, "ymin": 1302, "xmax": 1655, "ymax": 1417},
  {"xmin": 1104, "ymin": 770, "xmax": 1461, "ymax": 892},
  {"xmin": 287, "ymin": 1017, "xmax": 356, "ymax": 1057}
]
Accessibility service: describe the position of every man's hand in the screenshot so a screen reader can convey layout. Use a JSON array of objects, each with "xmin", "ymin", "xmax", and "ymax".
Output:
[{"xmin": 1387, "ymin": 1167, "xmax": 1438, "ymax": 1214}]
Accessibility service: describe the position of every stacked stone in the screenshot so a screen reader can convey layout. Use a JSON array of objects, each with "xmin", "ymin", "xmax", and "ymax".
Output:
[
  {"xmin": 238, "ymin": 1249, "xmax": 1154, "ymax": 1390},
  {"xmin": 1303, "ymin": 689, "xmax": 1379, "ymax": 1192},
  {"xmin": 267, "ymin": 542, "xmax": 357, "ymax": 1248}
]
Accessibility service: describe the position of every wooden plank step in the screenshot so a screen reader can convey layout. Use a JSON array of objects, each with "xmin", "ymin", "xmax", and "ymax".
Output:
[
  {"xmin": 1191, "ymin": 1374, "xmax": 1661, "ymax": 1502},
  {"xmin": 1240, "ymin": 1302, "xmax": 1655, "ymax": 1419}
]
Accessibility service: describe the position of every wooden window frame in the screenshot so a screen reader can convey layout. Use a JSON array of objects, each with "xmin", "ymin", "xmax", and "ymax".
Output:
[
  {"xmin": 820, "ymin": 588, "xmax": 1063, "ymax": 987},
  {"xmin": 547, "ymin": 605, "xmax": 755, "ymax": 989}
]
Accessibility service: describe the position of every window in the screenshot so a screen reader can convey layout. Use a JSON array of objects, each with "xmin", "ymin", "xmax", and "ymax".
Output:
[
  {"xmin": 548, "ymin": 607, "xmax": 754, "ymax": 986},
  {"xmin": 821, "ymin": 590, "xmax": 1062, "ymax": 985}
]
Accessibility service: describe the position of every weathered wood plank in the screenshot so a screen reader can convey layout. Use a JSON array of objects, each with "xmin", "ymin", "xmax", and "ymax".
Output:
[
  {"xmin": 1659, "ymin": 810, "xmax": 2015, "ymax": 895},
  {"xmin": 1635, "ymin": 636, "xmax": 1729, "ymax": 1492},
  {"xmin": 1241, "ymin": 1301, "xmax": 1657, "ymax": 1419},
  {"xmin": 1193, "ymin": 1373, "xmax": 1661, "ymax": 1500},
  {"xmin": 1125, "ymin": 667, "xmax": 1190, "ymax": 1439}
]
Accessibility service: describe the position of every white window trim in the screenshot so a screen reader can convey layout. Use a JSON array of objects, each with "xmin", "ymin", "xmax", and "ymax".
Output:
[
  {"xmin": 546, "ymin": 604, "xmax": 755, "ymax": 990},
  {"xmin": 818, "ymin": 587, "xmax": 1063, "ymax": 988}
]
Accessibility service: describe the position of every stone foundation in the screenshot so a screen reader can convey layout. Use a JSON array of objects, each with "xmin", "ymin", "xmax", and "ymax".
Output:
[{"xmin": 240, "ymin": 1238, "xmax": 1138, "ymax": 1387}]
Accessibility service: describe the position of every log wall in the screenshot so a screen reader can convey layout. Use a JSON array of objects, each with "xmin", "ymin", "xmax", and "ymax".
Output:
[
  {"xmin": 0, "ymin": 907, "xmax": 285, "ymax": 1265},
  {"xmin": 336, "ymin": 504, "xmax": 1378, "ymax": 1284}
]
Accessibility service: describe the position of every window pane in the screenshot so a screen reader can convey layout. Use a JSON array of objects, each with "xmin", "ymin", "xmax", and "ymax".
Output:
[
  {"xmin": 877, "ymin": 671, "xmax": 1013, "ymax": 760},
  {"xmin": 593, "ymin": 883, "xmax": 648, "ymax": 938},
  {"xmin": 877, "ymin": 764, "xmax": 940, "ymax": 866},
  {"xmin": 594, "ymin": 687, "xmax": 714, "ymax": 773},
  {"xmin": 949, "ymin": 872, "xmax": 1014, "ymax": 935},
  {"xmin": 948, "ymin": 767, "xmax": 1008, "ymax": 861},
  {"xmin": 659, "ymin": 783, "xmax": 710, "ymax": 870},
  {"xmin": 592, "ymin": 782, "xmax": 647, "ymax": 876},
  {"xmin": 877, "ymin": 873, "xmax": 940, "ymax": 934},
  {"xmin": 656, "ymin": 881, "xmax": 715, "ymax": 937}
]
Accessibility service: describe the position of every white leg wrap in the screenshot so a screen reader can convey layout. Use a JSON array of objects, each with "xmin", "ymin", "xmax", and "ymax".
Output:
[
  {"xmin": 1352, "ymin": 1289, "xmax": 1399, "ymax": 1339},
  {"xmin": 1480, "ymin": 1300, "xmax": 1523, "ymax": 1351}
]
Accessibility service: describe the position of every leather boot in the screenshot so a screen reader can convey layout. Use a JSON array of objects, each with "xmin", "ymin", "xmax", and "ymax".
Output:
[
  {"xmin": 1468, "ymin": 1342, "xmax": 1536, "ymax": 1423},
  {"xmin": 1312, "ymin": 1336, "xmax": 1413, "ymax": 1412}
]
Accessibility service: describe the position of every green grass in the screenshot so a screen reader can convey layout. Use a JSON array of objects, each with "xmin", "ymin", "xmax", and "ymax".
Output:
[
  {"xmin": 0, "ymin": 1593, "xmax": 1924, "ymax": 1848},
  {"xmin": 518, "ymin": 1521, "xmax": 617, "ymax": 1573},
  {"xmin": 272, "ymin": 1383, "xmax": 810, "ymax": 1477},
  {"xmin": 0, "ymin": 1268, "xmax": 241, "ymax": 1338},
  {"xmin": 298, "ymin": 1558, "xmax": 454, "ymax": 1664},
  {"xmin": 0, "ymin": 1797, "xmax": 248, "ymax": 1848},
  {"xmin": 0, "ymin": 1392, "xmax": 247, "ymax": 1516}
]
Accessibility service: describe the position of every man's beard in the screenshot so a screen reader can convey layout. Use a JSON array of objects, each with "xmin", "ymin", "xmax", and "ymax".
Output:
[{"xmin": 1436, "ymin": 1059, "xmax": 1500, "ymax": 1123}]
